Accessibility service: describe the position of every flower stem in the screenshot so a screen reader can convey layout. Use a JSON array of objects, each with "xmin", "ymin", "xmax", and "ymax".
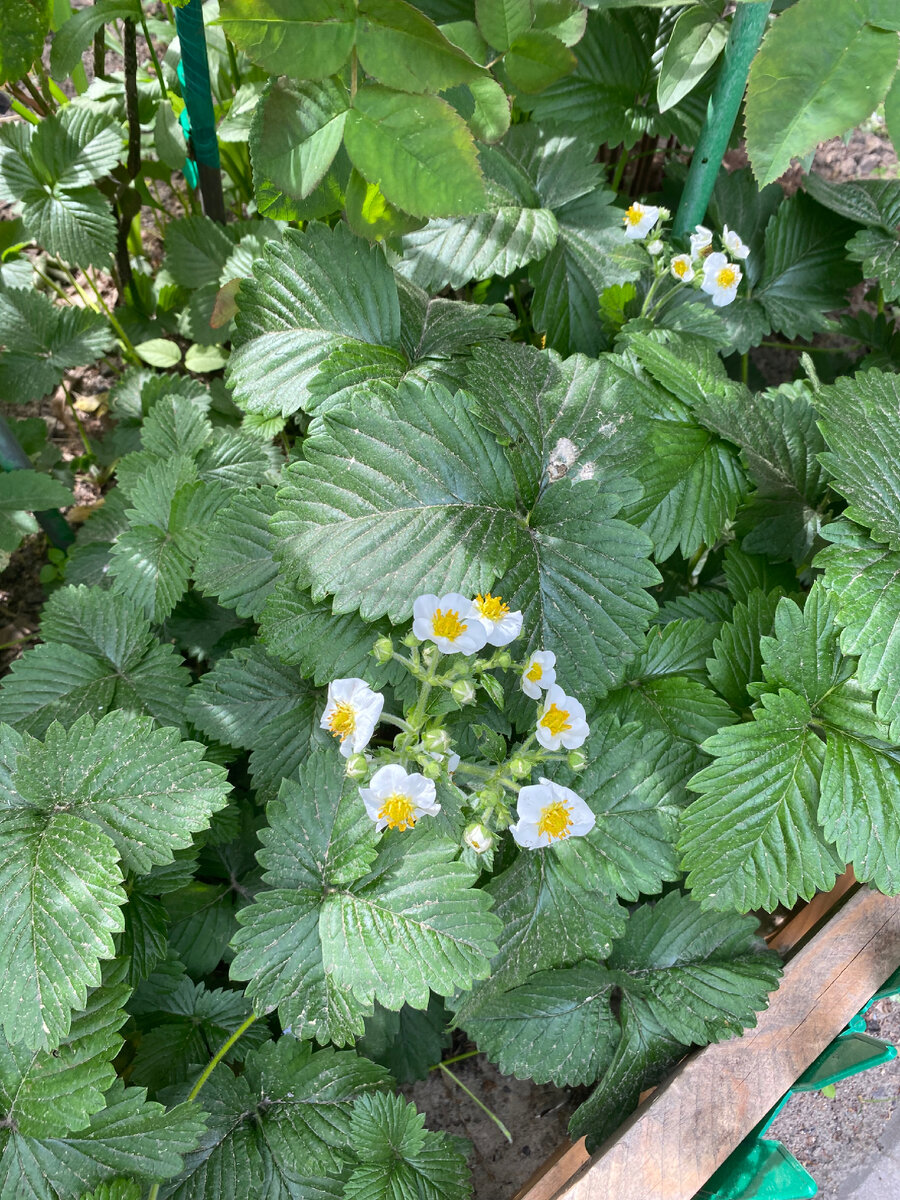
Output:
[
  {"xmin": 380, "ymin": 711, "xmax": 414, "ymax": 734},
  {"xmin": 438, "ymin": 1063, "xmax": 512, "ymax": 1142}
]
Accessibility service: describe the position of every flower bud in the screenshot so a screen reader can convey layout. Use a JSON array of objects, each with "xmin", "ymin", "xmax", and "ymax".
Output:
[
  {"xmin": 567, "ymin": 748, "xmax": 588, "ymax": 772},
  {"xmin": 401, "ymin": 631, "xmax": 419, "ymax": 648},
  {"xmin": 422, "ymin": 758, "xmax": 443, "ymax": 780},
  {"xmin": 496, "ymin": 651, "xmax": 512, "ymax": 669},
  {"xmin": 345, "ymin": 753, "xmax": 369, "ymax": 780},
  {"xmin": 422, "ymin": 728, "xmax": 451, "ymax": 753},
  {"xmin": 508, "ymin": 756, "xmax": 531, "ymax": 779},
  {"xmin": 657, "ymin": 206, "xmax": 671, "ymax": 222},
  {"xmin": 451, "ymin": 679, "xmax": 477, "ymax": 705},
  {"xmin": 477, "ymin": 784, "xmax": 503, "ymax": 808},
  {"xmin": 464, "ymin": 822, "xmax": 494, "ymax": 854},
  {"xmin": 421, "ymin": 644, "xmax": 441, "ymax": 670},
  {"xmin": 372, "ymin": 636, "xmax": 393, "ymax": 664},
  {"xmin": 647, "ymin": 238, "xmax": 664, "ymax": 256}
]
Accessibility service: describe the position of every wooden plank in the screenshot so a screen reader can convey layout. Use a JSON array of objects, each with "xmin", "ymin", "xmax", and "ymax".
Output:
[{"xmin": 519, "ymin": 887, "xmax": 900, "ymax": 1200}]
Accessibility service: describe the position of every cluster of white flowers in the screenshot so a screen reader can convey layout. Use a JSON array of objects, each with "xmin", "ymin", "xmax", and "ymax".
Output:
[
  {"xmin": 620, "ymin": 204, "xmax": 749, "ymax": 309},
  {"xmin": 318, "ymin": 590, "xmax": 597, "ymax": 851}
]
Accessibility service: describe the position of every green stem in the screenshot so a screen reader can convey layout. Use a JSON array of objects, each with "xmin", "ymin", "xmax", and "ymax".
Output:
[
  {"xmin": 62, "ymin": 383, "xmax": 93, "ymax": 457},
  {"xmin": 189, "ymin": 1013, "xmax": 259, "ymax": 1102},
  {"xmin": 758, "ymin": 341, "xmax": 845, "ymax": 353},
  {"xmin": 7, "ymin": 96, "xmax": 40, "ymax": 125},
  {"xmin": 81, "ymin": 268, "xmax": 140, "ymax": 362},
  {"xmin": 438, "ymin": 1064, "xmax": 512, "ymax": 1142},
  {"xmin": 226, "ymin": 34, "xmax": 242, "ymax": 90},
  {"xmin": 139, "ymin": 11, "xmax": 168, "ymax": 97},
  {"xmin": 380, "ymin": 712, "xmax": 414, "ymax": 734},
  {"xmin": 610, "ymin": 145, "xmax": 630, "ymax": 192},
  {"xmin": 741, "ymin": 351, "xmax": 749, "ymax": 386},
  {"xmin": 436, "ymin": 1049, "xmax": 481, "ymax": 1068}
]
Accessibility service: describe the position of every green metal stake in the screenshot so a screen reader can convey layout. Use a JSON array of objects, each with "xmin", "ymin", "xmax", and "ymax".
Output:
[
  {"xmin": 0, "ymin": 414, "xmax": 74, "ymax": 551},
  {"xmin": 673, "ymin": 2, "xmax": 773, "ymax": 237},
  {"xmin": 174, "ymin": 0, "xmax": 226, "ymax": 222}
]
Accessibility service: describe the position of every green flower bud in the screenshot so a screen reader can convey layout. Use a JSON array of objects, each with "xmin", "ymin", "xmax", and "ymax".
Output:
[
  {"xmin": 401, "ymin": 631, "xmax": 419, "ymax": 648},
  {"xmin": 451, "ymin": 679, "xmax": 477, "ymax": 705},
  {"xmin": 422, "ymin": 728, "xmax": 451, "ymax": 753},
  {"xmin": 464, "ymin": 822, "xmax": 494, "ymax": 854},
  {"xmin": 567, "ymin": 748, "xmax": 588, "ymax": 771},
  {"xmin": 496, "ymin": 651, "xmax": 513, "ymax": 669},
  {"xmin": 372, "ymin": 636, "xmax": 394, "ymax": 664},
  {"xmin": 508, "ymin": 756, "xmax": 531, "ymax": 780},
  {"xmin": 477, "ymin": 784, "xmax": 503, "ymax": 808},
  {"xmin": 422, "ymin": 758, "xmax": 443, "ymax": 780},
  {"xmin": 345, "ymin": 753, "xmax": 369, "ymax": 780}
]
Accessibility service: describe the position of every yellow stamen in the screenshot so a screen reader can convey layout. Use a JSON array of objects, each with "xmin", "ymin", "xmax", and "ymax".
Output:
[
  {"xmin": 432, "ymin": 607, "xmax": 466, "ymax": 641},
  {"xmin": 475, "ymin": 593, "xmax": 509, "ymax": 622},
  {"xmin": 537, "ymin": 800, "xmax": 573, "ymax": 842},
  {"xmin": 673, "ymin": 259, "xmax": 689, "ymax": 278},
  {"xmin": 540, "ymin": 703, "xmax": 572, "ymax": 736},
  {"xmin": 625, "ymin": 204, "xmax": 644, "ymax": 227},
  {"xmin": 327, "ymin": 702, "xmax": 356, "ymax": 741},
  {"xmin": 525, "ymin": 660, "xmax": 543, "ymax": 683},
  {"xmin": 716, "ymin": 265, "xmax": 737, "ymax": 289},
  {"xmin": 378, "ymin": 792, "xmax": 417, "ymax": 832}
]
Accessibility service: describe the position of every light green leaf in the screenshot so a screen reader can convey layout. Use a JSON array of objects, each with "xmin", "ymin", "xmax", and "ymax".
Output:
[
  {"xmin": 751, "ymin": 583, "xmax": 854, "ymax": 708},
  {"xmin": 344, "ymin": 85, "xmax": 486, "ymax": 218},
  {"xmin": 23, "ymin": 186, "xmax": 115, "ymax": 270},
  {"xmin": 135, "ymin": 339, "xmax": 182, "ymax": 368},
  {"xmin": 0, "ymin": 287, "xmax": 114, "ymax": 403},
  {"xmin": 228, "ymin": 222, "xmax": 402, "ymax": 418},
  {"xmin": 49, "ymin": 0, "xmax": 140, "ymax": 80},
  {"xmin": 164, "ymin": 215, "xmax": 234, "ymax": 289},
  {"xmin": 0, "ymin": 0, "xmax": 51, "ymax": 85},
  {"xmin": 816, "ymin": 368, "xmax": 900, "ymax": 549},
  {"xmin": 445, "ymin": 75, "xmax": 511, "ymax": 143},
  {"xmin": 249, "ymin": 77, "xmax": 348, "ymax": 202},
  {"xmin": 194, "ymin": 486, "xmax": 279, "ymax": 619},
  {"xmin": 219, "ymin": 0, "xmax": 356, "ymax": 79},
  {"xmin": 343, "ymin": 1093, "xmax": 472, "ymax": 1200},
  {"xmin": 0, "ymin": 470, "xmax": 73, "ymax": 513},
  {"xmin": 657, "ymin": 4, "xmax": 727, "ymax": 112},
  {"xmin": 681, "ymin": 690, "xmax": 842, "ymax": 911},
  {"xmin": 504, "ymin": 29, "xmax": 575, "ymax": 93},
  {"xmin": 476, "ymin": 0, "xmax": 533, "ymax": 51},
  {"xmin": 745, "ymin": 0, "xmax": 900, "ymax": 185},
  {"xmin": 357, "ymin": 0, "xmax": 485, "ymax": 92},
  {"xmin": 0, "ymin": 585, "xmax": 190, "ymax": 737},
  {"xmin": 886, "ymin": 70, "xmax": 900, "ymax": 158},
  {"xmin": 847, "ymin": 227, "xmax": 900, "ymax": 302},
  {"xmin": 30, "ymin": 106, "xmax": 124, "ymax": 189},
  {"xmin": 708, "ymin": 589, "xmax": 783, "ymax": 712}
]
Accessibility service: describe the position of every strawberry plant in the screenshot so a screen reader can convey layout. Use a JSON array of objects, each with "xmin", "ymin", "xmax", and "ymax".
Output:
[{"xmin": 1, "ymin": 2, "xmax": 900, "ymax": 1197}]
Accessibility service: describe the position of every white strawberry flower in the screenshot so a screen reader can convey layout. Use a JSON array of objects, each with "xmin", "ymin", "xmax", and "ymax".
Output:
[
  {"xmin": 359, "ymin": 763, "xmax": 441, "ymax": 832},
  {"xmin": 722, "ymin": 225, "xmax": 750, "ymax": 260},
  {"xmin": 521, "ymin": 650, "xmax": 556, "ymax": 700},
  {"xmin": 464, "ymin": 822, "xmax": 494, "ymax": 853},
  {"xmin": 670, "ymin": 254, "xmax": 695, "ymax": 283},
  {"xmin": 535, "ymin": 683, "xmax": 589, "ymax": 750},
  {"xmin": 647, "ymin": 238, "xmax": 665, "ymax": 256},
  {"xmin": 622, "ymin": 202, "xmax": 660, "ymax": 241},
  {"xmin": 469, "ymin": 592, "xmax": 523, "ymax": 647},
  {"xmin": 701, "ymin": 252, "xmax": 742, "ymax": 307},
  {"xmin": 412, "ymin": 593, "xmax": 488, "ymax": 654},
  {"xmin": 321, "ymin": 678, "xmax": 384, "ymax": 758},
  {"xmin": 509, "ymin": 778, "xmax": 595, "ymax": 849},
  {"xmin": 690, "ymin": 224, "xmax": 713, "ymax": 258}
]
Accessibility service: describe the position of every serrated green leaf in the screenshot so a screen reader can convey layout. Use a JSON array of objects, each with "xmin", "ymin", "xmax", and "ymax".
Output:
[
  {"xmin": 0, "ymin": 470, "xmax": 73, "ymax": 513},
  {"xmin": 708, "ymin": 589, "xmax": 783, "ymax": 712},
  {"xmin": 249, "ymin": 77, "xmax": 348, "ymax": 202},
  {"xmin": 219, "ymin": 0, "xmax": 356, "ymax": 79},
  {"xmin": 343, "ymin": 1093, "xmax": 472, "ymax": 1200},
  {"xmin": 0, "ymin": 288, "xmax": 114, "ymax": 403},
  {"xmin": 117, "ymin": 884, "xmax": 167, "ymax": 986},
  {"xmin": 847, "ymin": 227, "xmax": 900, "ymax": 302},
  {"xmin": 504, "ymin": 29, "xmax": 575, "ymax": 93},
  {"xmin": 476, "ymin": 0, "xmax": 533, "ymax": 51},
  {"xmin": 79, "ymin": 1181, "xmax": 141, "ymax": 1200},
  {"xmin": 357, "ymin": 997, "xmax": 450, "ymax": 1083},
  {"xmin": 164, "ymin": 216, "xmax": 234, "ymax": 290},
  {"xmin": 30, "ymin": 106, "xmax": 124, "ymax": 190},
  {"xmin": 815, "ymin": 368, "xmax": 900, "ymax": 549},
  {"xmin": 228, "ymin": 223, "xmax": 402, "ymax": 418},
  {"xmin": 49, "ymin": 0, "xmax": 140, "ymax": 80},
  {"xmin": 344, "ymin": 86, "xmax": 486, "ymax": 218},
  {"xmin": 160, "ymin": 1039, "xmax": 387, "ymax": 1198},
  {"xmin": 0, "ymin": 585, "xmax": 190, "ymax": 737},
  {"xmin": 751, "ymin": 583, "xmax": 854, "ymax": 707},
  {"xmin": 681, "ymin": 690, "xmax": 842, "ymax": 911},
  {"xmin": 192, "ymin": 487, "xmax": 277, "ymax": 620},
  {"xmin": 745, "ymin": 0, "xmax": 900, "ymax": 185}
]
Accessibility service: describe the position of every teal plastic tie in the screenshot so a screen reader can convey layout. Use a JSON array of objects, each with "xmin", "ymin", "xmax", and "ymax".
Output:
[
  {"xmin": 173, "ymin": 0, "xmax": 220, "ymax": 170},
  {"xmin": 175, "ymin": 62, "xmax": 199, "ymax": 189}
]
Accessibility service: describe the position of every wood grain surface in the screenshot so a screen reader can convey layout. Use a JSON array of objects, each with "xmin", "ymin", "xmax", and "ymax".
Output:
[{"xmin": 515, "ymin": 886, "xmax": 900, "ymax": 1200}]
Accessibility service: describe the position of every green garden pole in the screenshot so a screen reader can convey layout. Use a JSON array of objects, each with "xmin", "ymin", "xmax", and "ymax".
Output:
[
  {"xmin": 673, "ymin": 2, "xmax": 773, "ymax": 237},
  {"xmin": 0, "ymin": 414, "xmax": 74, "ymax": 550},
  {"xmin": 174, "ymin": 0, "xmax": 226, "ymax": 222}
]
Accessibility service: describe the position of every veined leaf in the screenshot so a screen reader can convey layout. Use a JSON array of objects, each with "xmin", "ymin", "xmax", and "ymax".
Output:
[
  {"xmin": 49, "ymin": 0, "xmax": 140, "ymax": 80},
  {"xmin": 194, "ymin": 487, "xmax": 279, "ymax": 620},
  {"xmin": 219, "ymin": 0, "xmax": 357, "ymax": 79},
  {"xmin": 681, "ymin": 690, "xmax": 841, "ymax": 911},
  {"xmin": 0, "ymin": 288, "xmax": 114, "ymax": 403},
  {"xmin": 751, "ymin": 583, "xmax": 854, "ymax": 708},
  {"xmin": 357, "ymin": 0, "xmax": 485, "ymax": 92},
  {"xmin": 249, "ymin": 77, "xmax": 348, "ymax": 202},
  {"xmin": 708, "ymin": 589, "xmax": 784, "ymax": 712},
  {"xmin": 344, "ymin": 85, "xmax": 486, "ymax": 218},
  {"xmin": 657, "ymin": 4, "xmax": 727, "ymax": 112},
  {"xmin": 745, "ymin": 0, "xmax": 900, "ymax": 185},
  {"xmin": 0, "ymin": 0, "xmax": 51, "ymax": 85},
  {"xmin": 476, "ymin": 0, "xmax": 533, "ymax": 51},
  {"xmin": 357, "ymin": 997, "xmax": 450, "ymax": 1084}
]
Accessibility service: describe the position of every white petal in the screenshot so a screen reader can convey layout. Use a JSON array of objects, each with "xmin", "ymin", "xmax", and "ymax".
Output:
[
  {"xmin": 522, "ymin": 677, "xmax": 542, "ymax": 700},
  {"xmin": 486, "ymin": 610, "xmax": 523, "ymax": 646},
  {"xmin": 368, "ymin": 762, "xmax": 410, "ymax": 797},
  {"xmin": 413, "ymin": 594, "xmax": 439, "ymax": 620},
  {"xmin": 509, "ymin": 820, "xmax": 546, "ymax": 849},
  {"xmin": 515, "ymin": 782, "xmax": 555, "ymax": 821},
  {"xmin": 406, "ymin": 772, "xmax": 438, "ymax": 806},
  {"xmin": 560, "ymin": 719, "xmax": 590, "ymax": 750}
]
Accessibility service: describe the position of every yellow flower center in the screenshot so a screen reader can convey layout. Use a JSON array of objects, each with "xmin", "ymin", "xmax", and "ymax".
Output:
[
  {"xmin": 475, "ymin": 593, "xmax": 509, "ymax": 622},
  {"xmin": 328, "ymin": 702, "xmax": 356, "ymax": 741},
  {"xmin": 378, "ymin": 792, "xmax": 417, "ymax": 832},
  {"xmin": 716, "ymin": 265, "xmax": 737, "ymax": 289},
  {"xmin": 673, "ymin": 258, "xmax": 690, "ymax": 278},
  {"xmin": 540, "ymin": 703, "xmax": 572, "ymax": 736},
  {"xmin": 525, "ymin": 660, "xmax": 543, "ymax": 683},
  {"xmin": 432, "ymin": 607, "xmax": 466, "ymax": 641},
  {"xmin": 624, "ymin": 204, "xmax": 644, "ymax": 227},
  {"xmin": 537, "ymin": 800, "xmax": 573, "ymax": 842}
]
